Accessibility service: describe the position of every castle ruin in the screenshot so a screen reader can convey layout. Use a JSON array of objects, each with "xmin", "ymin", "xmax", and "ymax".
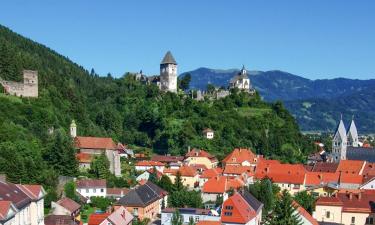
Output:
[{"xmin": 0, "ymin": 70, "xmax": 38, "ymax": 98}]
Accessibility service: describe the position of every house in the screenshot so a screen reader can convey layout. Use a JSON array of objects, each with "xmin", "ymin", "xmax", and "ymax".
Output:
[
  {"xmin": 136, "ymin": 168, "xmax": 163, "ymax": 183},
  {"xmin": 150, "ymin": 155, "xmax": 184, "ymax": 165},
  {"xmin": 44, "ymin": 215, "xmax": 79, "ymax": 225},
  {"xmin": 199, "ymin": 168, "xmax": 223, "ymax": 187},
  {"xmin": 134, "ymin": 161, "xmax": 165, "ymax": 172},
  {"xmin": 106, "ymin": 188, "xmax": 130, "ymax": 200},
  {"xmin": 255, "ymin": 161, "xmax": 306, "ymax": 195},
  {"xmin": 202, "ymin": 176, "xmax": 244, "ymax": 203},
  {"xmin": 202, "ymin": 128, "xmax": 214, "ymax": 140},
  {"xmin": 338, "ymin": 173, "xmax": 363, "ymax": 189},
  {"xmin": 221, "ymin": 191, "xmax": 263, "ymax": 225},
  {"xmin": 164, "ymin": 165, "xmax": 200, "ymax": 189},
  {"xmin": 73, "ymin": 134, "xmax": 121, "ymax": 177},
  {"xmin": 309, "ymin": 162, "xmax": 339, "ymax": 173},
  {"xmin": 360, "ymin": 176, "xmax": 375, "ymax": 190},
  {"xmin": 115, "ymin": 181, "xmax": 168, "ymax": 220},
  {"xmin": 88, "ymin": 206, "xmax": 133, "ymax": 225},
  {"xmin": 0, "ymin": 181, "xmax": 45, "ymax": 225},
  {"xmin": 313, "ymin": 190, "xmax": 375, "ymax": 225},
  {"xmin": 335, "ymin": 160, "xmax": 366, "ymax": 175},
  {"xmin": 304, "ymin": 172, "xmax": 340, "ymax": 191},
  {"xmin": 185, "ymin": 149, "xmax": 218, "ymax": 169},
  {"xmin": 51, "ymin": 197, "xmax": 81, "ymax": 217},
  {"xmin": 76, "ymin": 153, "xmax": 93, "ymax": 170},
  {"xmin": 222, "ymin": 165, "xmax": 254, "ymax": 177},
  {"xmin": 222, "ymin": 148, "xmax": 261, "ymax": 167},
  {"xmin": 161, "ymin": 208, "xmax": 220, "ymax": 225},
  {"xmin": 229, "ymin": 66, "xmax": 254, "ymax": 93},
  {"xmin": 76, "ymin": 179, "xmax": 107, "ymax": 199}
]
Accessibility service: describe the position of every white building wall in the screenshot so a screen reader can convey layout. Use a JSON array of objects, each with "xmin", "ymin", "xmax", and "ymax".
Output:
[{"xmin": 76, "ymin": 187, "xmax": 107, "ymax": 199}]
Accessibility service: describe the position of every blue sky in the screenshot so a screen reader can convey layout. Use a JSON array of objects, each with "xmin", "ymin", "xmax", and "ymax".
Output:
[{"xmin": 1, "ymin": 1, "xmax": 374, "ymax": 79}]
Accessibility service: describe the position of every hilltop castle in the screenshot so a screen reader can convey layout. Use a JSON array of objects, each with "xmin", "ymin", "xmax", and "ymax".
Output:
[
  {"xmin": 331, "ymin": 116, "xmax": 375, "ymax": 162},
  {"xmin": 159, "ymin": 51, "xmax": 178, "ymax": 93},
  {"xmin": 0, "ymin": 70, "xmax": 38, "ymax": 98}
]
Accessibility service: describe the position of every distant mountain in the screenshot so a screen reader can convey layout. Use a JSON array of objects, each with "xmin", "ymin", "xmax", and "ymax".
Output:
[{"xmin": 180, "ymin": 68, "xmax": 375, "ymax": 133}]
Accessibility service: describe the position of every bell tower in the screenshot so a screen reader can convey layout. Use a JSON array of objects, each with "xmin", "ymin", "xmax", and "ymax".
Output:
[
  {"xmin": 70, "ymin": 120, "xmax": 77, "ymax": 138},
  {"xmin": 160, "ymin": 51, "xmax": 177, "ymax": 93}
]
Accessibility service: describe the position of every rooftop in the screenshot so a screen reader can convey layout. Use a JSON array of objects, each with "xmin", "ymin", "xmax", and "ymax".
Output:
[{"xmin": 74, "ymin": 136, "xmax": 117, "ymax": 150}]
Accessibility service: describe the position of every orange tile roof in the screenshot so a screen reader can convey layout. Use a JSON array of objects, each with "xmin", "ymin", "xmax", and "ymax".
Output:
[
  {"xmin": 339, "ymin": 173, "xmax": 364, "ymax": 184},
  {"xmin": 316, "ymin": 190, "xmax": 375, "ymax": 213},
  {"xmin": 88, "ymin": 213, "xmax": 110, "ymax": 225},
  {"xmin": 178, "ymin": 165, "xmax": 198, "ymax": 177},
  {"xmin": 305, "ymin": 172, "xmax": 340, "ymax": 186},
  {"xmin": 255, "ymin": 161, "xmax": 306, "ymax": 184},
  {"xmin": 196, "ymin": 221, "xmax": 221, "ymax": 225},
  {"xmin": 221, "ymin": 192, "xmax": 258, "ymax": 224},
  {"xmin": 0, "ymin": 201, "xmax": 12, "ymax": 220},
  {"xmin": 202, "ymin": 176, "xmax": 244, "ymax": 194},
  {"xmin": 222, "ymin": 148, "xmax": 259, "ymax": 165},
  {"xmin": 336, "ymin": 160, "xmax": 366, "ymax": 175},
  {"xmin": 17, "ymin": 184, "xmax": 43, "ymax": 200},
  {"xmin": 75, "ymin": 136, "xmax": 117, "ymax": 150},
  {"xmin": 361, "ymin": 162, "xmax": 375, "ymax": 176},
  {"xmin": 200, "ymin": 168, "xmax": 223, "ymax": 179},
  {"xmin": 293, "ymin": 201, "xmax": 318, "ymax": 225},
  {"xmin": 56, "ymin": 197, "xmax": 81, "ymax": 213},
  {"xmin": 223, "ymin": 165, "xmax": 254, "ymax": 175},
  {"xmin": 76, "ymin": 153, "xmax": 93, "ymax": 163},
  {"xmin": 185, "ymin": 149, "xmax": 218, "ymax": 162},
  {"xmin": 135, "ymin": 160, "xmax": 165, "ymax": 167}
]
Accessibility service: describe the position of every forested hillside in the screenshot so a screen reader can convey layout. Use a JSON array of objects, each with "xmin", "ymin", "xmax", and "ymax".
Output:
[{"xmin": 0, "ymin": 25, "xmax": 313, "ymax": 204}]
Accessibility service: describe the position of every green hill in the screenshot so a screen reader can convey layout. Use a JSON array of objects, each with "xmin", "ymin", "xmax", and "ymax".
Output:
[{"xmin": 0, "ymin": 25, "xmax": 314, "ymax": 204}]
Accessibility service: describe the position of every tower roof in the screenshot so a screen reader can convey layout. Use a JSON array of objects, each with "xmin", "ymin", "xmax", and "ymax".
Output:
[
  {"xmin": 334, "ymin": 117, "xmax": 347, "ymax": 141},
  {"xmin": 161, "ymin": 51, "xmax": 177, "ymax": 65}
]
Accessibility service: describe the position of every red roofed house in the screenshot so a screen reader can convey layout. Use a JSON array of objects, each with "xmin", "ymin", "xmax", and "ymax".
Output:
[
  {"xmin": 313, "ymin": 190, "xmax": 375, "ymax": 225},
  {"xmin": 255, "ymin": 161, "xmax": 306, "ymax": 195},
  {"xmin": 336, "ymin": 160, "xmax": 366, "ymax": 175},
  {"xmin": 185, "ymin": 149, "xmax": 218, "ymax": 169},
  {"xmin": 0, "ymin": 181, "xmax": 46, "ymax": 225},
  {"xmin": 51, "ymin": 197, "xmax": 81, "ymax": 217},
  {"xmin": 221, "ymin": 191, "xmax": 263, "ymax": 225},
  {"xmin": 135, "ymin": 161, "xmax": 165, "ymax": 172},
  {"xmin": 88, "ymin": 206, "xmax": 133, "ymax": 225},
  {"xmin": 74, "ymin": 135, "xmax": 121, "ymax": 177},
  {"xmin": 199, "ymin": 168, "xmax": 223, "ymax": 187},
  {"xmin": 76, "ymin": 153, "xmax": 93, "ymax": 170},
  {"xmin": 222, "ymin": 148, "xmax": 262, "ymax": 167},
  {"xmin": 202, "ymin": 176, "xmax": 245, "ymax": 203},
  {"xmin": 293, "ymin": 202, "xmax": 319, "ymax": 225},
  {"xmin": 164, "ymin": 166, "xmax": 199, "ymax": 189}
]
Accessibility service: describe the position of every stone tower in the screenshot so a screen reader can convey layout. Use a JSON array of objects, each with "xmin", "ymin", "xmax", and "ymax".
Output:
[
  {"xmin": 22, "ymin": 70, "xmax": 38, "ymax": 97},
  {"xmin": 347, "ymin": 117, "xmax": 359, "ymax": 147},
  {"xmin": 332, "ymin": 116, "xmax": 347, "ymax": 162},
  {"xmin": 160, "ymin": 51, "xmax": 177, "ymax": 93},
  {"xmin": 70, "ymin": 120, "xmax": 77, "ymax": 138}
]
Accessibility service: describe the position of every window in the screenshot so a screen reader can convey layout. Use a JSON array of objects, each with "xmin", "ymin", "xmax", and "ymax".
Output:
[
  {"xmin": 86, "ymin": 189, "xmax": 89, "ymax": 193},
  {"xmin": 93, "ymin": 189, "xmax": 96, "ymax": 193},
  {"xmin": 326, "ymin": 211, "xmax": 330, "ymax": 218},
  {"xmin": 225, "ymin": 206, "xmax": 233, "ymax": 210},
  {"xmin": 195, "ymin": 216, "xmax": 199, "ymax": 222},
  {"xmin": 224, "ymin": 212, "xmax": 232, "ymax": 216},
  {"xmin": 366, "ymin": 217, "xmax": 373, "ymax": 224},
  {"xmin": 351, "ymin": 216, "xmax": 355, "ymax": 224},
  {"xmin": 101, "ymin": 189, "xmax": 104, "ymax": 192}
]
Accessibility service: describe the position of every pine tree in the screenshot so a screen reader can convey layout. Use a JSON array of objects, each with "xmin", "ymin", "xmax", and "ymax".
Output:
[
  {"xmin": 266, "ymin": 190, "xmax": 302, "ymax": 225},
  {"xmin": 188, "ymin": 216, "xmax": 195, "ymax": 225},
  {"xmin": 171, "ymin": 209, "xmax": 183, "ymax": 225},
  {"xmin": 174, "ymin": 171, "xmax": 184, "ymax": 191}
]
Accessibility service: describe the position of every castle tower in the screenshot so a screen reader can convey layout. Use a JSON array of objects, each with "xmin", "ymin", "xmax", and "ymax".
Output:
[
  {"xmin": 22, "ymin": 70, "xmax": 38, "ymax": 97},
  {"xmin": 332, "ymin": 116, "xmax": 347, "ymax": 162},
  {"xmin": 347, "ymin": 117, "xmax": 359, "ymax": 147},
  {"xmin": 70, "ymin": 120, "xmax": 77, "ymax": 138},
  {"xmin": 160, "ymin": 51, "xmax": 177, "ymax": 93}
]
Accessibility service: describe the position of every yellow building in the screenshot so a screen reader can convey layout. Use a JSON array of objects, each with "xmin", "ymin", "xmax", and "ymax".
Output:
[
  {"xmin": 185, "ymin": 149, "xmax": 218, "ymax": 169},
  {"xmin": 164, "ymin": 166, "xmax": 199, "ymax": 189}
]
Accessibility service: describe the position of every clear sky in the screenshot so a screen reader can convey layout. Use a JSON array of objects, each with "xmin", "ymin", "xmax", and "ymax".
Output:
[{"xmin": 1, "ymin": 1, "xmax": 374, "ymax": 79}]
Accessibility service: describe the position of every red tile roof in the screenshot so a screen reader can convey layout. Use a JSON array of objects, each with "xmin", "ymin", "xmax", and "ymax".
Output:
[
  {"xmin": 135, "ymin": 160, "xmax": 165, "ymax": 167},
  {"xmin": 336, "ymin": 160, "xmax": 366, "ymax": 175},
  {"xmin": 222, "ymin": 148, "xmax": 260, "ymax": 165},
  {"xmin": 0, "ymin": 201, "xmax": 12, "ymax": 220},
  {"xmin": 223, "ymin": 165, "xmax": 254, "ymax": 175},
  {"xmin": 88, "ymin": 213, "xmax": 111, "ymax": 225},
  {"xmin": 163, "ymin": 166, "xmax": 198, "ymax": 177},
  {"xmin": 255, "ymin": 161, "xmax": 306, "ymax": 184},
  {"xmin": 196, "ymin": 221, "xmax": 221, "ymax": 225},
  {"xmin": 17, "ymin": 184, "xmax": 44, "ymax": 200},
  {"xmin": 304, "ymin": 172, "xmax": 340, "ymax": 186},
  {"xmin": 185, "ymin": 149, "xmax": 218, "ymax": 162},
  {"xmin": 76, "ymin": 153, "xmax": 93, "ymax": 163},
  {"xmin": 150, "ymin": 155, "xmax": 184, "ymax": 163},
  {"xmin": 202, "ymin": 176, "xmax": 244, "ymax": 194},
  {"xmin": 75, "ymin": 137, "xmax": 117, "ymax": 150},
  {"xmin": 339, "ymin": 173, "xmax": 364, "ymax": 184},
  {"xmin": 76, "ymin": 179, "xmax": 106, "ymax": 188},
  {"xmin": 294, "ymin": 201, "xmax": 318, "ymax": 225},
  {"xmin": 200, "ymin": 168, "xmax": 223, "ymax": 179},
  {"xmin": 311, "ymin": 162, "xmax": 339, "ymax": 173},
  {"xmin": 316, "ymin": 190, "xmax": 375, "ymax": 213},
  {"xmin": 56, "ymin": 197, "xmax": 81, "ymax": 213}
]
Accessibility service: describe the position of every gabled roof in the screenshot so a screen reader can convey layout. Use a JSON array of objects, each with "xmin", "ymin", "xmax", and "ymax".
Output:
[
  {"xmin": 294, "ymin": 201, "xmax": 318, "ymax": 225},
  {"xmin": 74, "ymin": 136, "xmax": 117, "ymax": 150},
  {"xmin": 196, "ymin": 221, "xmax": 221, "ymax": 225},
  {"xmin": 0, "ymin": 182, "xmax": 32, "ymax": 209},
  {"xmin": 160, "ymin": 51, "xmax": 177, "ymax": 65},
  {"xmin": 106, "ymin": 206, "xmax": 133, "ymax": 225},
  {"xmin": 336, "ymin": 160, "xmax": 365, "ymax": 175},
  {"xmin": 221, "ymin": 191, "xmax": 263, "ymax": 224},
  {"xmin": 45, "ymin": 215, "xmax": 78, "ymax": 225},
  {"xmin": 0, "ymin": 201, "xmax": 16, "ymax": 221},
  {"xmin": 56, "ymin": 197, "xmax": 81, "ymax": 213},
  {"xmin": 88, "ymin": 213, "xmax": 111, "ymax": 225},
  {"xmin": 116, "ymin": 181, "xmax": 166, "ymax": 207},
  {"xmin": 311, "ymin": 162, "xmax": 339, "ymax": 173},
  {"xmin": 76, "ymin": 179, "xmax": 106, "ymax": 189},
  {"xmin": 255, "ymin": 162, "xmax": 306, "ymax": 184},
  {"xmin": 150, "ymin": 155, "xmax": 184, "ymax": 163},
  {"xmin": 178, "ymin": 165, "xmax": 198, "ymax": 177},
  {"xmin": 135, "ymin": 160, "xmax": 165, "ymax": 167},
  {"xmin": 200, "ymin": 168, "xmax": 223, "ymax": 179},
  {"xmin": 223, "ymin": 165, "xmax": 254, "ymax": 175},
  {"xmin": 339, "ymin": 173, "xmax": 363, "ymax": 184},
  {"xmin": 185, "ymin": 149, "xmax": 218, "ymax": 162},
  {"xmin": 222, "ymin": 148, "xmax": 259, "ymax": 165},
  {"xmin": 305, "ymin": 172, "xmax": 340, "ymax": 186},
  {"xmin": 202, "ymin": 176, "xmax": 244, "ymax": 194}
]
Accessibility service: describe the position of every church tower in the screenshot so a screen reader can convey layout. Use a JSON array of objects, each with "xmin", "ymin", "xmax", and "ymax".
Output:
[
  {"xmin": 70, "ymin": 120, "xmax": 77, "ymax": 138},
  {"xmin": 347, "ymin": 117, "xmax": 359, "ymax": 147},
  {"xmin": 332, "ymin": 116, "xmax": 347, "ymax": 162},
  {"xmin": 160, "ymin": 51, "xmax": 178, "ymax": 93}
]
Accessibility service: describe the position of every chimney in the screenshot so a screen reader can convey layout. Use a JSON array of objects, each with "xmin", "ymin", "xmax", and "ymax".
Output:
[{"xmin": 349, "ymin": 192, "xmax": 353, "ymax": 200}]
